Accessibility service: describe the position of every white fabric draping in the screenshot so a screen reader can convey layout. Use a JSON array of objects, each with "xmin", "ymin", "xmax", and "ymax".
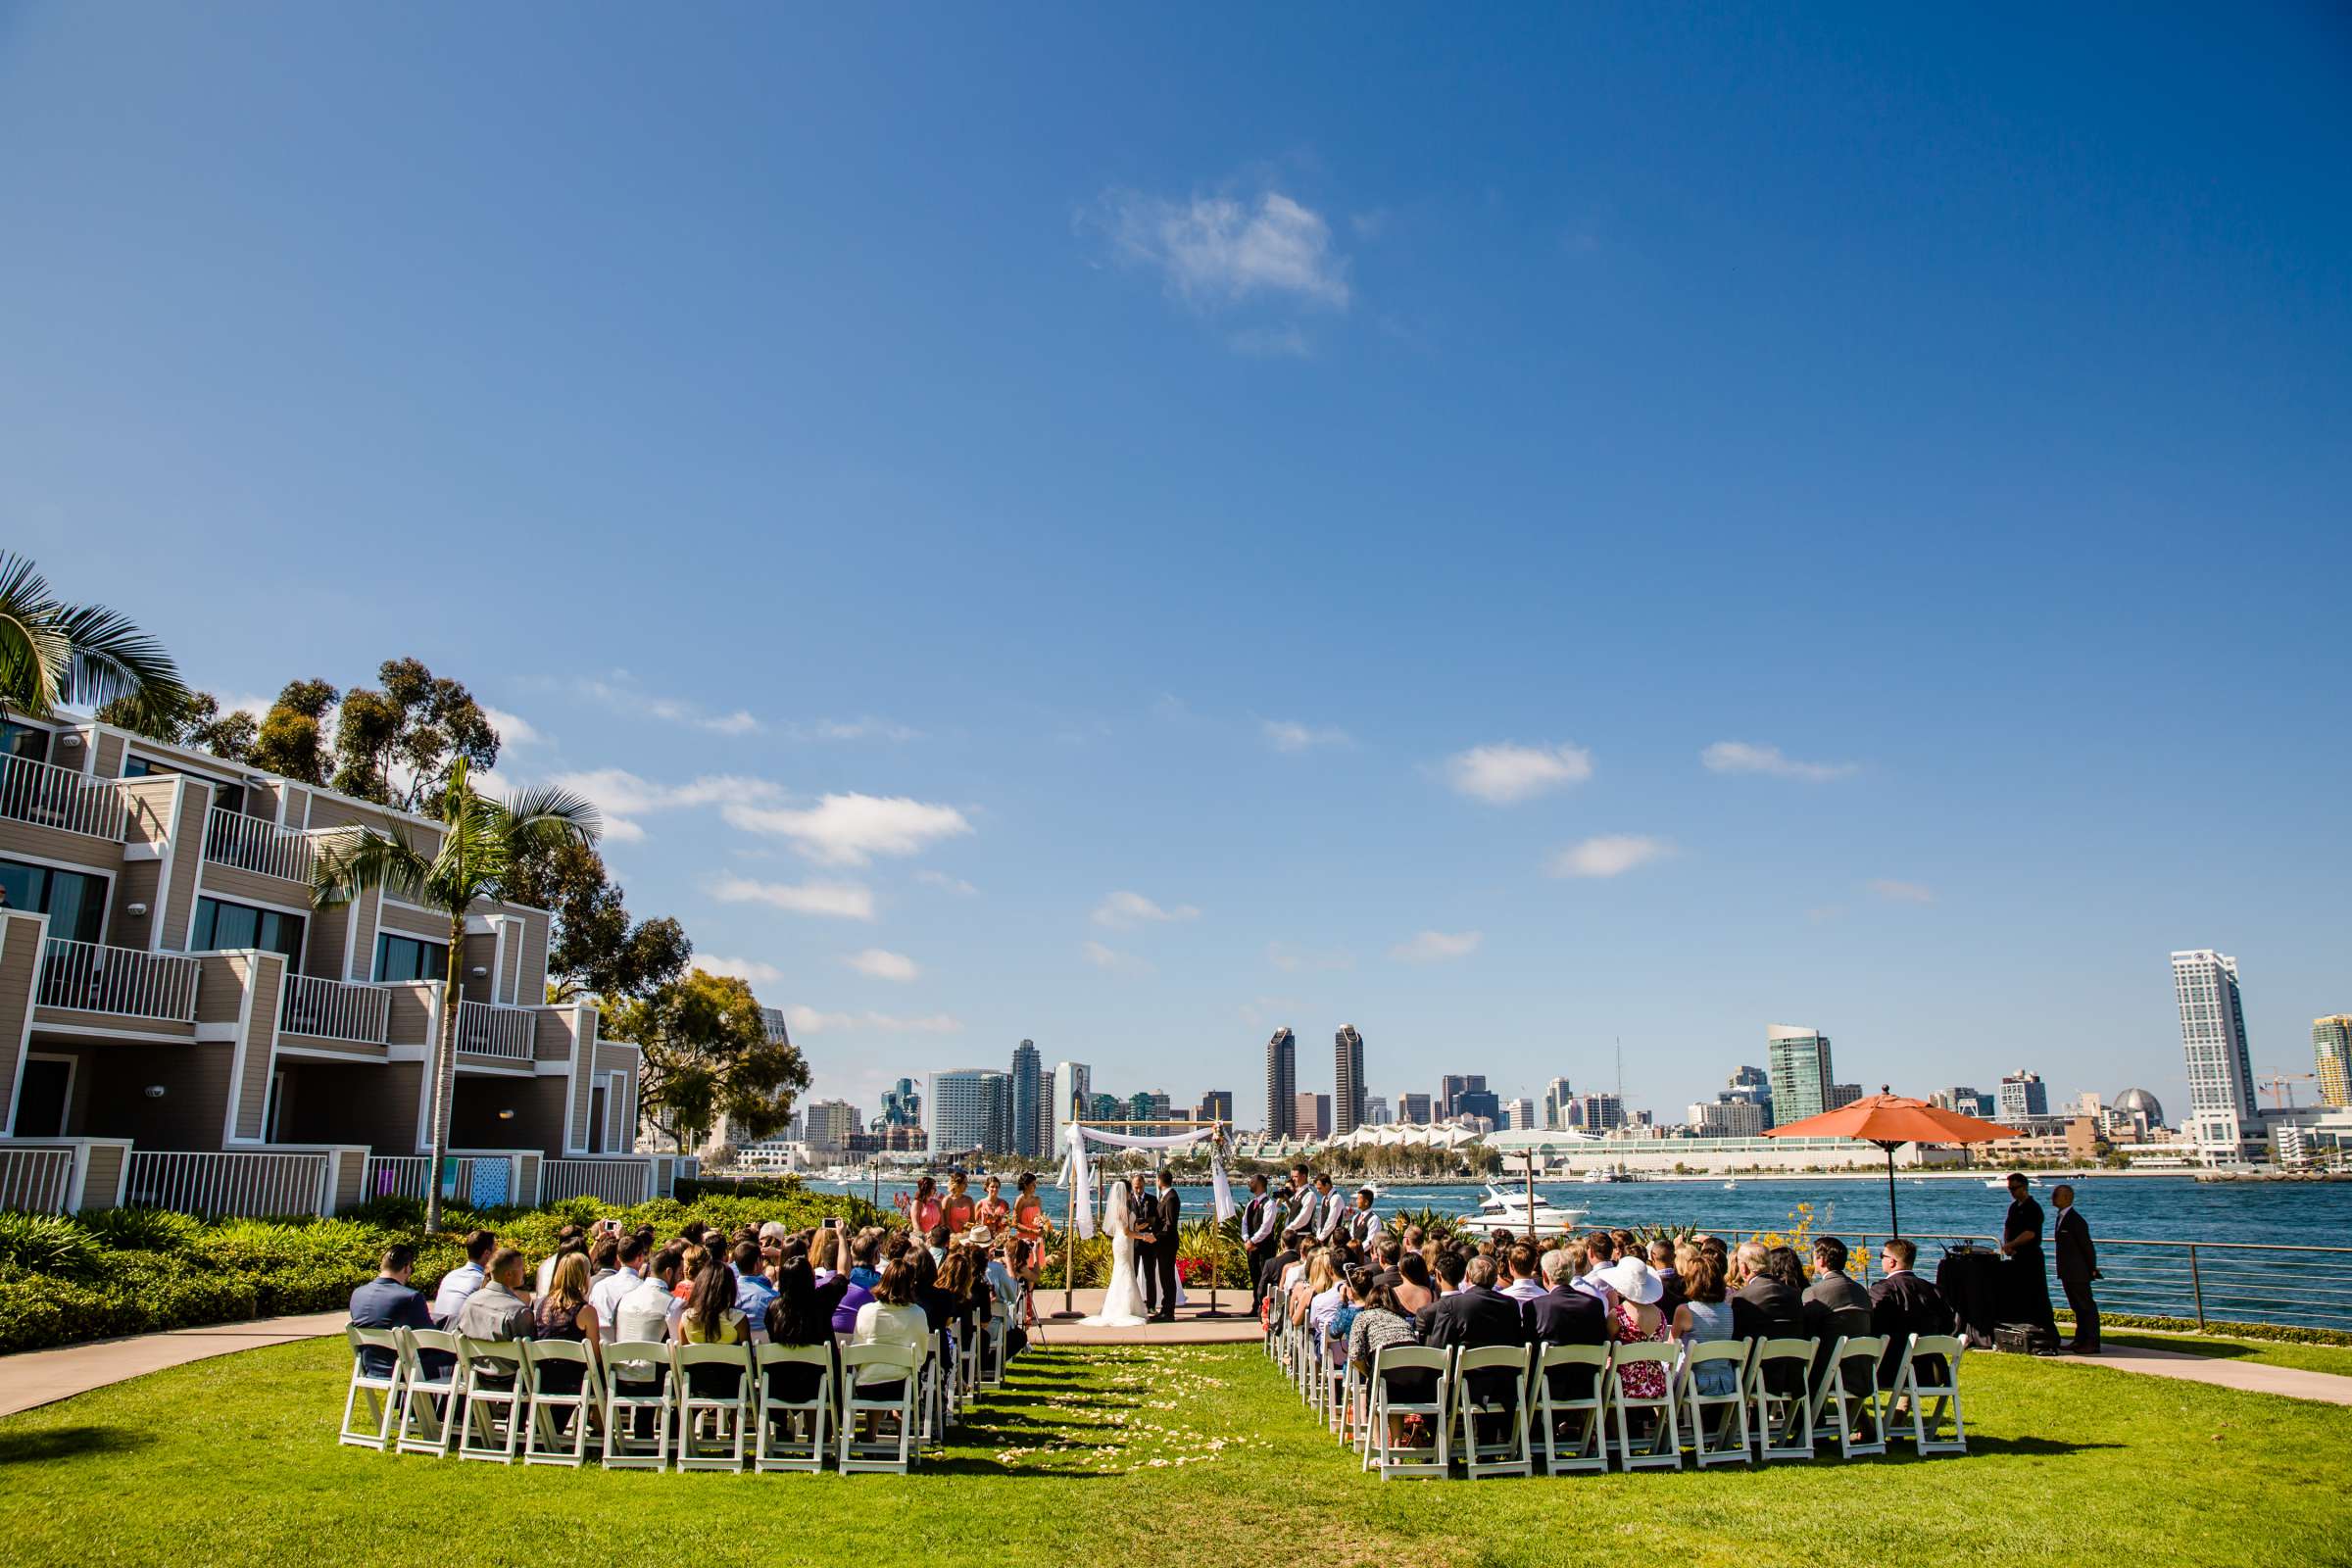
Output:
[{"xmin": 1059, "ymin": 1123, "xmax": 1238, "ymax": 1238}]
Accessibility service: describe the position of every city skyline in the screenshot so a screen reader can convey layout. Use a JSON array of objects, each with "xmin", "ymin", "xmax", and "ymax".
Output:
[{"xmin": 6, "ymin": 9, "xmax": 2345, "ymax": 1135}]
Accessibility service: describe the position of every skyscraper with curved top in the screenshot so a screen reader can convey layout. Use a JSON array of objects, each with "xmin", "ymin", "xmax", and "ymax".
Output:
[
  {"xmin": 1265, "ymin": 1027, "xmax": 1297, "ymax": 1136},
  {"xmin": 1334, "ymin": 1024, "xmax": 1365, "ymax": 1135},
  {"xmin": 1009, "ymin": 1038, "xmax": 1045, "ymax": 1158}
]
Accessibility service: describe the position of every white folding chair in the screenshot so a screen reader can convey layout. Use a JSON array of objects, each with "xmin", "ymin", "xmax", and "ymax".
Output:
[
  {"xmin": 1809, "ymin": 1335, "xmax": 1887, "ymax": 1459},
  {"xmin": 1888, "ymin": 1334, "xmax": 1969, "ymax": 1455},
  {"xmin": 1451, "ymin": 1345, "xmax": 1533, "ymax": 1478},
  {"xmin": 839, "ymin": 1344, "xmax": 922, "ymax": 1473},
  {"xmin": 521, "ymin": 1340, "xmax": 604, "ymax": 1466},
  {"xmin": 1531, "ymin": 1343, "xmax": 1608, "ymax": 1475},
  {"xmin": 1676, "ymin": 1339, "xmax": 1753, "ymax": 1468},
  {"xmin": 753, "ymin": 1344, "xmax": 834, "ymax": 1472},
  {"xmin": 394, "ymin": 1329, "xmax": 463, "ymax": 1456},
  {"xmin": 918, "ymin": 1331, "xmax": 954, "ymax": 1448},
  {"xmin": 1319, "ymin": 1333, "xmax": 1349, "ymax": 1435},
  {"xmin": 672, "ymin": 1344, "xmax": 755, "ymax": 1470},
  {"xmin": 1362, "ymin": 1345, "xmax": 1451, "ymax": 1480},
  {"xmin": 1604, "ymin": 1344, "xmax": 1682, "ymax": 1470},
  {"xmin": 339, "ymin": 1325, "xmax": 406, "ymax": 1450},
  {"xmin": 1746, "ymin": 1337, "xmax": 1819, "ymax": 1462},
  {"xmin": 598, "ymin": 1340, "xmax": 674, "ymax": 1471},
  {"xmin": 455, "ymin": 1338, "xmax": 529, "ymax": 1463}
]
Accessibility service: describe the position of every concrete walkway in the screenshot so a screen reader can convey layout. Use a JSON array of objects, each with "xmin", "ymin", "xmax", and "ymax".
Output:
[
  {"xmin": 2054, "ymin": 1343, "xmax": 2352, "ymax": 1406},
  {"xmin": 7, "ymin": 1305, "xmax": 2347, "ymax": 1419}
]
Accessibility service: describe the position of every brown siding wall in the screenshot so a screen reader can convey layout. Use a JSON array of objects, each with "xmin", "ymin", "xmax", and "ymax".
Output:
[
  {"xmin": 119, "ymin": 777, "xmax": 179, "ymax": 850},
  {"xmin": 277, "ymin": 1059, "xmax": 406, "ymax": 1147},
  {"xmin": 157, "ymin": 781, "xmax": 210, "ymax": 952},
  {"xmin": 74, "ymin": 1042, "xmax": 238, "ymax": 1151},
  {"xmin": 532, "ymin": 1006, "xmax": 578, "ymax": 1063},
  {"xmin": 78, "ymin": 1142, "xmax": 126, "ymax": 1208},
  {"xmin": 198, "ymin": 861, "xmax": 313, "ymax": 910},
  {"xmin": 462, "ymin": 933, "xmax": 497, "ymax": 1002},
  {"xmin": 235, "ymin": 954, "xmax": 282, "ymax": 1140},
  {"xmin": 107, "ymin": 860, "xmax": 162, "ymax": 951},
  {"xmin": 514, "ymin": 908, "xmax": 549, "ymax": 1005},
  {"xmin": 0, "ymin": 818, "xmax": 122, "ymax": 874},
  {"xmin": 195, "ymin": 955, "xmax": 248, "ymax": 1025},
  {"xmin": 383, "ymin": 982, "xmax": 439, "ymax": 1049},
  {"xmin": 375, "ymin": 900, "xmax": 447, "ymax": 941},
  {"xmin": 305, "ymin": 900, "xmax": 351, "ymax": 982},
  {"xmin": 0, "ymin": 911, "xmax": 42, "ymax": 1134},
  {"xmin": 92, "ymin": 730, "xmax": 124, "ymax": 778},
  {"xmin": 351, "ymin": 889, "xmax": 381, "ymax": 981},
  {"xmin": 31, "ymin": 1006, "xmax": 190, "ymax": 1040}
]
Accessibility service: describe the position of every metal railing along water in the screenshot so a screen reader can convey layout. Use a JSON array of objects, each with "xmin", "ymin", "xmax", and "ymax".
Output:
[
  {"xmin": 0, "ymin": 752, "xmax": 129, "ymax": 840},
  {"xmin": 0, "ymin": 1147, "xmax": 76, "ymax": 1213},
  {"xmin": 278, "ymin": 972, "xmax": 392, "ymax": 1044},
  {"xmin": 38, "ymin": 938, "xmax": 201, "ymax": 1021},
  {"xmin": 123, "ymin": 1150, "xmax": 328, "ymax": 1217},
  {"xmin": 455, "ymin": 999, "xmax": 534, "ymax": 1059},
  {"xmin": 202, "ymin": 808, "xmax": 320, "ymax": 883}
]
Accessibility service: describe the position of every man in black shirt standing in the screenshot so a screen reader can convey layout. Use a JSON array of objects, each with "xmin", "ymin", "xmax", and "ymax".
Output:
[{"xmin": 1999, "ymin": 1172, "xmax": 2059, "ymax": 1345}]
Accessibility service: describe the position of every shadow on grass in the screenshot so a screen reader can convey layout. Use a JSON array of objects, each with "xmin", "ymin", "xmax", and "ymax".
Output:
[
  {"xmin": 0, "ymin": 1426, "xmax": 155, "ymax": 1466},
  {"xmin": 1965, "ymin": 1435, "xmax": 2125, "ymax": 1457}
]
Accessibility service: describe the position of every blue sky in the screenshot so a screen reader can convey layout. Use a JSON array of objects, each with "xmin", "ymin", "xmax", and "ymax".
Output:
[{"xmin": 4, "ymin": 4, "xmax": 2347, "ymax": 1131}]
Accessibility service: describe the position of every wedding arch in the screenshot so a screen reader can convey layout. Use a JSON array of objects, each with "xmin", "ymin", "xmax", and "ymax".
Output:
[{"xmin": 1052, "ymin": 1119, "xmax": 1241, "ymax": 1317}]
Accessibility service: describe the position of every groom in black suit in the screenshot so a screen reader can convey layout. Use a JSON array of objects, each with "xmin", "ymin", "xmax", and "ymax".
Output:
[
  {"xmin": 1131, "ymin": 1179, "xmax": 1161, "ymax": 1317},
  {"xmin": 1148, "ymin": 1167, "xmax": 1182, "ymax": 1322}
]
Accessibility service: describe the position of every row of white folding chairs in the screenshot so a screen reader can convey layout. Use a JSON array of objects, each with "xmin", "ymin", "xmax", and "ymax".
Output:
[
  {"xmin": 1277, "ymin": 1327, "xmax": 1967, "ymax": 1480},
  {"xmin": 343, "ymin": 1317, "xmax": 1006, "ymax": 1475}
]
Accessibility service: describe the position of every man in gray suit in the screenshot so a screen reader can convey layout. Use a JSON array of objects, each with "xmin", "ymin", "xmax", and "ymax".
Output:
[{"xmin": 1802, "ymin": 1236, "xmax": 1877, "ymax": 1386}]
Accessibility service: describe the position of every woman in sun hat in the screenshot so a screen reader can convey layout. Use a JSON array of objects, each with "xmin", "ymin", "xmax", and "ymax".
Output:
[{"xmin": 1600, "ymin": 1255, "xmax": 1673, "ymax": 1400}]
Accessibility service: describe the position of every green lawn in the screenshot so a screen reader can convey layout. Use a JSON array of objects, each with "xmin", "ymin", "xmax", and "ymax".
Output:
[{"xmin": 3, "ymin": 1338, "xmax": 2347, "ymax": 1568}]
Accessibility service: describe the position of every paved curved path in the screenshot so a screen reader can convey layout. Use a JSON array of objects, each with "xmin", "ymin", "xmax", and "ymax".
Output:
[{"xmin": 5, "ymin": 1302, "xmax": 2344, "ymax": 1419}]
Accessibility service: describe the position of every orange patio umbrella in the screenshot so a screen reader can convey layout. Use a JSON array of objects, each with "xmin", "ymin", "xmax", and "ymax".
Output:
[{"xmin": 1763, "ymin": 1088, "xmax": 2019, "ymax": 1236}]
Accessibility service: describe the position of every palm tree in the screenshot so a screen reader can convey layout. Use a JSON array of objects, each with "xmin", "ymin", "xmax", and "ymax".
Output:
[
  {"xmin": 311, "ymin": 757, "xmax": 600, "ymax": 1232},
  {"xmin": 0, "ymin": 552, "xmax": 190, "ymax": 732}
]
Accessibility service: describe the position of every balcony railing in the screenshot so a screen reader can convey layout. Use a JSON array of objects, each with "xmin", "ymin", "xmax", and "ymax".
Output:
[
  {"xmin": 278, "ymin": 972, "xmax": 391, "ymax": 1045},
  {"xmin": 38, "ymin": 939, "xmax": 201, "ymax": 1022},
  {"xmin": 456, "ymin": 999, "xmax": 534, "ymax": 1059},
  {"xmin": 122, "ymin": 1150, "xmax": 329, "ymax": 1217},
  {"xmin": 0, "ymin": 752, "xmax": 129, "ymax": 841},
  {"xmin": 0, "ymin": 1146, "xmax": 76, "ymax": 1213},
  {"xmin": 203, "ymin": 808, "xmax": 319, "ymax": 883},
  {"xmin": 541, "ymin": 1157, "xmax": 657, "ymax": 1204}
]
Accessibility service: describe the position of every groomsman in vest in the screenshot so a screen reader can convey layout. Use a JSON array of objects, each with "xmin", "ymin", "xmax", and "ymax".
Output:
[
  {"xmin": 1341, "ymin": 1186, "xmax": 1380, "ymax": 1262},
  {"xmin": 1242, "ymin": 1175, "xmax": 1282, "ymax": 1312},
  {"xmin": 1279, "ymin": 1164, "xmax": 1319, "ymax": 1249},
  {"xmin": 1310, "ymin": 1172, "xmax": 1344, "ymax": 1250}
]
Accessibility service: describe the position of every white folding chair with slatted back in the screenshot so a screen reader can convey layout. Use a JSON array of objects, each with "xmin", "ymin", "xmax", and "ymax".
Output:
[
  {"xmin": 339, "ymin": 1326, "xmax": 406, "ymax": 1450},
  {"xmin": 1808, "ymin": 1335, "xmax": 1887, "ymax": 1460},
  {"xmin": 1603, "ymin": 1344, "xmax": 1683, "ymax": 1470},
  {"xmin": 455, "ymin": 1338, "xmax": 529, "ymax": 1463},
  {"xmin": 1675, "ymin": 1338, "xmax": 1754, "ymax": 1468},
  {"xmin": 839, "ymin": 1343, "xmax": 923, "ymax": 1474},
  {"xmin": 1887, "ymin": 1333, "xmax": 1969, "ymax": 1456},
  {"xmin": 598, "ymin": 1340, "xmax": 675, "ymax": 1471},
  {"xmin": 753, "ymin": 1343, "xmax": 834, "ymax": 1472},
  {"xmin": 520, "ymin": 1340, "xmax": 605, "ymax": 1466},
  {"xmin": 918, "ymin": 1331, "xmax": 954, "ymax": 1448},
  {"xmin": 1745, "ymin": 1337, "xmax": 1819, "ymax": 1462},
  {"xmin": 1320, "ymin": 1332, "xmax": 1350, "ymax": 1436},
  {"xmin": 1450, "ymin": 1345, "xmax": 1534, "ymax": 1478},
  {"xmin": 1530, "ymin": 1343, "xmax": 1608, "ymax": 1475},
  {"xmin": 394, "ymin": 1329, "xmax": 464, "ymax": 1456},
  {"xmin": 1361, "ymin": 1345, "xmax": 1452, "ymax": 1480},
  {"xmin": 672, "ymin": 1343, "xmax": 755, "ymax": 1470}
]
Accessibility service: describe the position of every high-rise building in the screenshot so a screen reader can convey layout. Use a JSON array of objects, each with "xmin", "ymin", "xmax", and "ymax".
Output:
[
  {"xmin": 1570, "ymin": 1092, "xmax": 1625, "ymax": 1131},
  {"xmin": 1334, "ymin": 1024, "xmax": 1366, "ymax": 1135},
  {"xmin": 1934, "ymin": 1086, "xmax": 1997, "ymax": 1120},
  {"xmin": 1721, "ymin": 1066, "xmax": 1773, "ymax": 1129},
  {"xmin": 1087, "ymin": 1091, "xmax": 1122, "ymax": 1122},
  {"xmin": 1051, "ymin": 1061, "xmax": 1091, "ymax": 1154},
  {"xmin": 2173, "ymin": 949, "xmax": 2260, "ymax": 1158},
  {"xmin": 1542, "ymin": 1076, "xmax": 1575, "ymax": 1130},
  {"xmin": 932, "ymin": 1068, "xmax": 1011, "ymax": 1153},
  {"xmin": 1766, "ymin": 1025, "xmax": 1835, "ymax": 1126},
  {"xmin": 1438, "ymin": 1074, "xmax": 1488, "ymax": 1121},
  {"xmin": 1396, "ymin": 1092, "xmax": 1433, "ymax": 1125},
  {"xmin": 1361, "ymin": 1094, "xmax": 1389, "ymax": 1126},
  {"xmin": 1128, "ymin": 1091, "xmax": 1171, "ymax": 1125},
  {"xmin": 1265, "ymin": 1028, "xmax": 1298, "ymax": 1137},
  {"xmin": 1829, "ymin": 1083, "xmax": 1863, "ymax": 1110},
  {"xmin": 1454, "ymin": 1088, "xmax": 1500, "ymax": 1125},
  {"xmin": 1293, "ymin": 1092, "xmax": 1332, "ymax": 1139},
  {"xmin": 1197, "ymin": 1089, "xmax": 1235, "ymax": 1124},
  {"xmin": 1009, "ymin": 1039, "xmax": 1046, "ymax": 1159},
  {"xmin": 1501, "ymin": 1096, "xmax": 1537, "ymax": 1130},
  {"xmin": 2314, "ymin": 1016, "xmax": 2352, "ymax": 1108},
  {"xmin": 879, "ymin": 1077, "xmax": 922, "ymax": 1129},
  {"xmin": 1998, "ymin": 1069, "xmax": 2048, "ymax": 1122},
  {"xmin": 804, "ymin": 1099, "xmax": 861, "ymax": 1152},
  {"xmin": 759, "ymin": 1006, "xmax": 793, "ymax": 1045},
  {"xmin": 1689, "ymin": 1098, "xmax": 1765, "ymax": 1137}
]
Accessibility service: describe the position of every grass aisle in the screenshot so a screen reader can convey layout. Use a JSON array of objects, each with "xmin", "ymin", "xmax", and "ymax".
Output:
[{"xmin": 2, "ymin": 1337, "xmax": 2346, "ymax": 1567}]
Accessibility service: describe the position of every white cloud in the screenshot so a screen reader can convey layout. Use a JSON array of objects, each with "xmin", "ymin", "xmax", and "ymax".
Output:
[
  {"xmin": 1100, "ymin": 189, "xmax": 1351, "ymax": 310},
  {"xmin": 1389, "ymin": 929, "xmax": 1483, "ymax": 964},
  {"xmin": 482, "ymin": 707, "xmax": 541, "ymax": 749},
  {"xmin": 1092, "ymin": 890, "xmax": 1201, "ymax": 930},
  {"xmin": 1701, "ymin": 741, "xmax": 1858, "ymax": 782},
  {"xmin": 708, "ymin": 875, "xmax": 877, "ymax": 921},
  {"xmin": 795, "ymin": 716, "xmax": 919, "ymax": 743},
  {"xmin": 578, "ymin": 676, "xmax": 764, "ymax": 737},
  {"xmin": 723, "ymin": 793, "xmax": 974, "ymax": 866},
  {"xmin": 698, "ymin": 954, "xmax": 785, "ymax": 984},
  {"xmin": 1261, "ymin": 718, "xmax": 1350, "ymax": 754},
  {"xmin": 1266, "ymin": 941, "xmax": 1353, "ymax": 973},
  {"xmin": 1446, "ymin": 741, "xmax": 1594, "ymax": 804},
  {"xmin": 1868, "ymin": 878, "xmax": 1936, "ymax": 905},
  {"xmin": 1080, "ymin": 940, "xmax": 1154, "ymax": 976},
  {"xmin": 1547, "ymin": 834, "xmax": 1674, "ymax": 879},
  {"xmin": 549, "ymin": 768, "xmax": 779, "ymax": 843},
  {"xmin": 216, "ymin": 691, "xmax": 277, "ymax": 722},
  {"xmin": 784, "ymin": 1006, "xmax": 962, "ymax": 1037},
  {"xmin": 914, "ymin": 869, "xmax": 978, "ymax": 897},
  {"xmin": 842, "ymin": 948, "xmax": 919, "ymax": 982}
]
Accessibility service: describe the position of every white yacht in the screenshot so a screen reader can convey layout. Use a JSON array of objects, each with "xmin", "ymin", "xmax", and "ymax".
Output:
[{"xmin": 1458, "ymin": 1184, "xmax": 1590, "ymax": 1235}]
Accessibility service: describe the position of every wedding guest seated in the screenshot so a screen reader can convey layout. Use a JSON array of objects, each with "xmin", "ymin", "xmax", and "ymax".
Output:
[
  {"xmin": 1869, "ymin": 1238, "xmax": 1954, "ymax": 1386},
  {"xmin": 586, "ymin": 1235, "xmax": 621, "ymax": 1295},
  {"xmin": 677, "ymin": 1256, "xmax": 750, "ymax": 1398},
  {"xmin": 429, "ymin": 1230, "xmax": 497, "ymax": 1325},
  {"xmin": 530, "ymin": 1252, "xmax": 601, "ymax": 1418},
  {"xmin": 1600, "ymin": 1258, "xmax": 1672, "ymax": 1411},
  {"xmin": 1497, "ymin": 1244, "xmax": 1543, "ymax": 1302},
  {"xmin": 1649, "ymin": 1239, "xmax": 1686, "ymax": 1315},
  {"xmin": 1578, "ymin": 1232, "xmax": 1620, "ymax": 1310},
  {"xmin": 1422, "ymin": 1255, "xmax": 1533, "ymax": 1428},
  {"xmin": 850, "ymin": 1258, "xmax": 929, "ymax": 1421},
  {"xmin": 732, "ymin": 1240, "xmax": 779, "ymax": 1334},
  {"xmin": 1528, "ymin": 1247, "xmax": 1608, "ymax": 1401},
  {"xmin": 670, "ymin": 1243, "xmax": 708, "ymax": 1301},
  {"xmin": 1732, "ymin": 1241, "xmax": 1805, "ymax": 1342},
  {"xmin": 1392, "ymin": 1250, "xmax": 1435, "ymax": 1315},
  {"xmin": 1292, "ymin": 1250, "xmax": 1337, "ymax": 1329},
  {"xmin": 613, "ymin": 1247, "xmax": 688, "ymax": 1345},
  {"xmin": 1803, "ymin": 1236, "xmax": 1877, "ymax": 1380},
  {"xmin": 1347, "ymin": 1278, "xmax": 1419, "ymax": 1390},
  {"xmin": 1671, "ymin": 1250, "xmax": 1740, "ymax": 1396},
  {"xmin": 1309, "ymin": 1260, "xmax": 1348, "ymax": 1344},
  {"xmin": 348, "ymin": 1244, "xmax": 432, "ymax": 1376},
  {"xmin": 847, "ymin": 1231, "xmax": 884, "ymax": 1290},
  {"xmin": 762, "ymin": 1255, "xmax": 849, "ymax": 1406},
  {"xmin": 454, "ymin": 1248, "xmax": 534, "ymax": 1343},
  {"xmin": 535, "ymin": 1224, "xmax": 586, "ymax": 1294}
]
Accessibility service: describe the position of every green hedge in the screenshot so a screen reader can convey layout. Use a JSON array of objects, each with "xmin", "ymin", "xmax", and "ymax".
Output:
[{"xmin": 0, "ymin": 1184, "xmax": 891, "ymax": 1356}]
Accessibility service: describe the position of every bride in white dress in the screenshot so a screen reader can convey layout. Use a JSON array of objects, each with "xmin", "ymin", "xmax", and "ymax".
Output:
[{"xmin": 1080, "ymin": 1178, "xmax": 1151, "ymax": 1327}]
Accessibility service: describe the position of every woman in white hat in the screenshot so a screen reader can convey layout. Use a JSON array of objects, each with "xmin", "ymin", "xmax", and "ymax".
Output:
[{"xmin": 1598, "ymin": 1255, "xmax": 1673, "ymax": 1402}]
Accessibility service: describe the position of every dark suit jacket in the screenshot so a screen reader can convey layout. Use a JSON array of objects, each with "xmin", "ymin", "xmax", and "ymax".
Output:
[
  {"xmin": 349, "ymin": 1276, "xmax": 434, "ymax": 1376},
  {"xmin": 1153, "ymin": 1187, "xmax": 1182, "ymax": 1255},
  {"xmin": 2054, "ymin": 1207, "xmax": 2098, "ymax": 1283},
  {"xmin": 1526, "ymin": 1285, "xmax": 1608, "ymax": 1397},
  {"xmin": 1803, "ymin": 1270, "xmax": 1879, "ymax": 1380},
  {"xmin": 1419, "ymin": 1286, "xmax": 1533, "ymax": 1403},
  {"xmin": 1731, "ymin": 1276, "xmax": 1805, "ymax": 1342},
  {"xmin": 1869, "ymin": 1269, "xmax": 1954, "ymax": 1384}
]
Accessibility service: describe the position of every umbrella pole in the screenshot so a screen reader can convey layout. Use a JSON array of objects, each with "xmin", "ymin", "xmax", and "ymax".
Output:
[{"xmin": 1884, "ymin": 1143, "xmax": 1900, "ymax": 1238}]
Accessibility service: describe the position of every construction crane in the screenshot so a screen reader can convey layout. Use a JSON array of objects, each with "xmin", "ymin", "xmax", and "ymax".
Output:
[{"xmin": 2257, "ymin": 1071, "xmax": 2316, "ymax": 1109}]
